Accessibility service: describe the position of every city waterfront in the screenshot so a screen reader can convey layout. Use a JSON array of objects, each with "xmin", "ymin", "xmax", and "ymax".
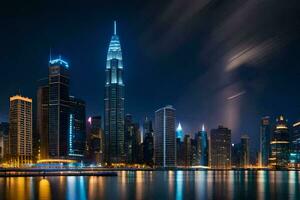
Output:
[{"xmin": 0, "ymin": 170, "xmax": 299, "ymax": 200}]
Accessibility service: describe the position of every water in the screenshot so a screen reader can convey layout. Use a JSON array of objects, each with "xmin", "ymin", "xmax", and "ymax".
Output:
[{"xmin": 0, "ymin": 170, "xmax": 299, "ymax": 200}]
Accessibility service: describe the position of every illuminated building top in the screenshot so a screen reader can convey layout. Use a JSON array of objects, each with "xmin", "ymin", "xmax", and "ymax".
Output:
[
  {"xmin": 10, "ymin": 95, "xmax": 32, "ymax": 103},
  {"xmin": 49, "ymin": 57, "xmax": 69, "ymax": 68},
  {"xmin": 106, "ymin": 21, "xmax": 123, "ymax": 69}
]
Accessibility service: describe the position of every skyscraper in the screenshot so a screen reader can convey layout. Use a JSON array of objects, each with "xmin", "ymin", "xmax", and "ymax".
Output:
[
  {"xmin": 37, "ymin": 79, "xmax": 49, "ymax": 159},
  {"xmin": 104, "ymin": 21, "xmax": 125, "ymax": 164},
  {"xmin": 240, "ymin": 134, "xmax": 250, "ymax": 168},
  {"xmin": 194, "ymin": 124, "xmax": 210, "ymax": 166},
  {"xmin": 270, "ymin": 115, "xmax": 290, "ymax": 169},
  {"xmin": 210, "ymin": 125, "xmax": 231, "ymax": 169},
  {"xmin": 9, "ymin": 95, "xmax": 32, "ymax": 166},
  {"xmin": 124, "ymin": 114, "xmax": 140, "ymax": 164},
  {"xmin": 0, "ymin": 122, "xmax": 9, "ymax": 161},
  {"xmin": 290, "ymin": 121, "xmax": 300, "ymax": 169},
  {"xmin": 143, "ymin": 117, "xmax": 154, "ymax": 166},
  {"xmin": 154, "ymin": 105, "xmax": 176, "ymax": 168},
  {"xmin": 183, "ymin": 134, "xmax": 191, "ymax": 166},
  {"xmin": 68, "ymin": 96, "xmax": 86, "ymax": 159},
  {"xmin": 260, "ymin": 116, "xmax": 271, "ymax": 167},
  {"xmin": 48, "ymin": 57, "xmax": 70, "ymax": 158},
  {"xmin": 87, "ymin": 116, "xmax": 105, "ymax": 165}
]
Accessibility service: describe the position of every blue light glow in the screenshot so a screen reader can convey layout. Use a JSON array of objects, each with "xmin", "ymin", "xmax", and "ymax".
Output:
[
  {"xmin": 176, "ymin": 122, "xmax": 184, "ymax": 142},
  {"xmin": 69, "ymin": 114, "xmax": 74, "ymax": 154},
  {"xmin": 49, "ymin": 58, "xmax": 69, "ymax": 68}
]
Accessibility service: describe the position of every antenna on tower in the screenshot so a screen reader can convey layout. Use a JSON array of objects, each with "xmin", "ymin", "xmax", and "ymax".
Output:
[{"xmin": 114, "ymin": 20, "xmax": 117, "ymax": 35}]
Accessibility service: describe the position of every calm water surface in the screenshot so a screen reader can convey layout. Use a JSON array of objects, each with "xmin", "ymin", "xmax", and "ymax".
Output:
[{"xmin": 0, "ymin": 170, "xmax": 299, "ymax": 200}]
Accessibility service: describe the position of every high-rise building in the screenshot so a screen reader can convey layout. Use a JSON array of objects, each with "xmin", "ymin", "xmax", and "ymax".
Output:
[
  {"xmin": 37, "ymin": 79, "xmax": 49, "ymax": 159},
  {"xmin": 290, "ymin": 121, "xmax": 300, "ymax": 169},
  {"xmin": 104, "ymin": 21, "xmax": 125, "ymax": 164},
  {"xmin": 210, "ymin": 125, "xmax": 231, "ymax": 169},
  {"xmin": 260, "ymin": 116, "xmax": 271, "ymax": 167},
  {"xmin": 194, "ymin": 125, "xmax": 209, "ymax": 166},
  {"xmin": 48, "ymin": 57, "xmax": 70, "ymax": 158},
  {"xmin": 154, "ymin": 105, "xmax": 176, "ymax": 168},
  {"xmin": 87, "ymin": 116, "xmax": 105, "ymax": 165},
  {"xmin": 194, "ymin": 131, "xmax": 202, "ymax": 165},
  {"xmin": 231, "ymin": 143, "xmax": 241, "ymax": 168},
  {"xmin": 176, "ymin": 138, "xmax": 184, "ymax": 166},
  {"xmin": 190, "ymin": 137, "xmax": 198, "ymax": 166},
  {"xmin": 270, "ymin": 115, "xmax": 290, "ymax": 169},
  {"xmin": 9, "ymin": 95, "xmax": 32, "ymax": 166},
  {"xmin": 176, "ymin": 123, "xmax": 184, "ymax": 142},
  {"xmin": 183, "ymin": 134, "xmax": 191, "ymax": 166},
  {"xmin": 68, "ymin": 96, "xmax": 86, "ymax": 159},
  {"xmin": 124, "ymin": 114, "xmax": 140, "ymax": 164},
  {"xmin": 240, "ymin": 134, "xmax": 250, "ymax": 168},
  {"xmin": 143, "ymin": 117, "xmax": 154, "ymax": 166},
  {"xmin": 200, "ymin": 125, "xmax": 208, "ymax": 166},
  {"xmin": 124, "ymin": 114, "xmax": 133, "ymax": 163},
  {"xmin": 0, "ymin": 122, "xmax": 9, "ymax": 161}
]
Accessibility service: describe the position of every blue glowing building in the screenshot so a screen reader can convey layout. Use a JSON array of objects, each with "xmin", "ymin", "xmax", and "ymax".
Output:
[
  {"xmin": 200, "ymin": 125, "xmax": 209, "ymax": 166},
  {"xmin": 176, "ymin": 123, "xmax": 184, "ymax": 142},
  {"xmin": 48, "ymin": 57, "xmax": 70, "ymax": 158},
  {"xmin": 68, "ymin": 96, "xmax": 86, "ymax": 159},
  {"xmin": 104, "ymin": 21, "xmax": 125, "ymax": 164}
]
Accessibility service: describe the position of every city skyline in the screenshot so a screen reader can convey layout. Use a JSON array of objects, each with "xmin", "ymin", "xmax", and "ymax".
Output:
[{"xmin": 0, "ymin": 0, "xmax": 299, "ymax": 154}]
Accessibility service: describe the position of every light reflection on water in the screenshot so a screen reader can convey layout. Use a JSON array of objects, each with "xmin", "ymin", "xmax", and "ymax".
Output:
[{"xmin": 0, "ymin": 170, "xmax": 299, "ymax": 200}]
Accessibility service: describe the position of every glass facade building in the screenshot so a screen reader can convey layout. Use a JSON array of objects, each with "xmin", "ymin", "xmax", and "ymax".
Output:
[
  {"xmin": 68, "ymin": 96, "xmax": 86, "ymax": 159},
  {"xmin": 154, "ymin": 105, "xmax": 176, "ymax": 168},
  {"xmin": 37, "ymin": 79, "xmax": 49, "ymax": 159},
  {"xmin": 270, "ymin": 115, "xmax": 290, "ymax": 169},
  {"xmin": 104, "ymin": 21, "xmax": 125, "ymax": 164},
  {"xmin": 290, "ymin": 121, "xmax": 300, "ymax": 169},
  {"xmin": 260, "ymin": 116, "xmax": 271, "ymax": 167},
  {"xmin": 48, "ymin": 58, "xmax": 70, "ymax": 158}
]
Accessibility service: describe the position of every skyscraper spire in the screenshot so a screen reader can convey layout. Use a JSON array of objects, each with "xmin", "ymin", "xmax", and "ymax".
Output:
[
  {"xmin": 202, "ymin": 124, "xmax": 205, "ymax": 132},
  {"xmin": 114, "ymin": 20, "xmax": 117, "ymax": 35}
]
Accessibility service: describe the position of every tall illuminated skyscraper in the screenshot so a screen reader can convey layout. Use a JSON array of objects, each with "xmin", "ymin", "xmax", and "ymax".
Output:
[
  {"xmin": 9, "ymin": 95, "xmax": 32, "ymax": 166},
  {"xmin": 154, "ymin": 105, "xmax": 176, "ymax": 168},
  {"xmin": 270, "ymin": 115, "xmax": 289, "ymax": 169},
  {"xmin": 104, "ymin": 21, "xmax": 125, "ymax": 164},
  {"xmin": 68, "ymin": 96, "xmax": 86, "ymax": 159},
  {"xmin": 48, "ymin": 57, "xmax": 70, "ymax": 158},
  {"xmin": 200, "ymin": 124, "xmax": 208, "ymax": 166}
]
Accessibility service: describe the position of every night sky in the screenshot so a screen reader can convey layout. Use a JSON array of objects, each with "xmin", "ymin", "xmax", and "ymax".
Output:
[{"xmin": 0, "ymin": 0, "xmax": 299, "ymax": 152}]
